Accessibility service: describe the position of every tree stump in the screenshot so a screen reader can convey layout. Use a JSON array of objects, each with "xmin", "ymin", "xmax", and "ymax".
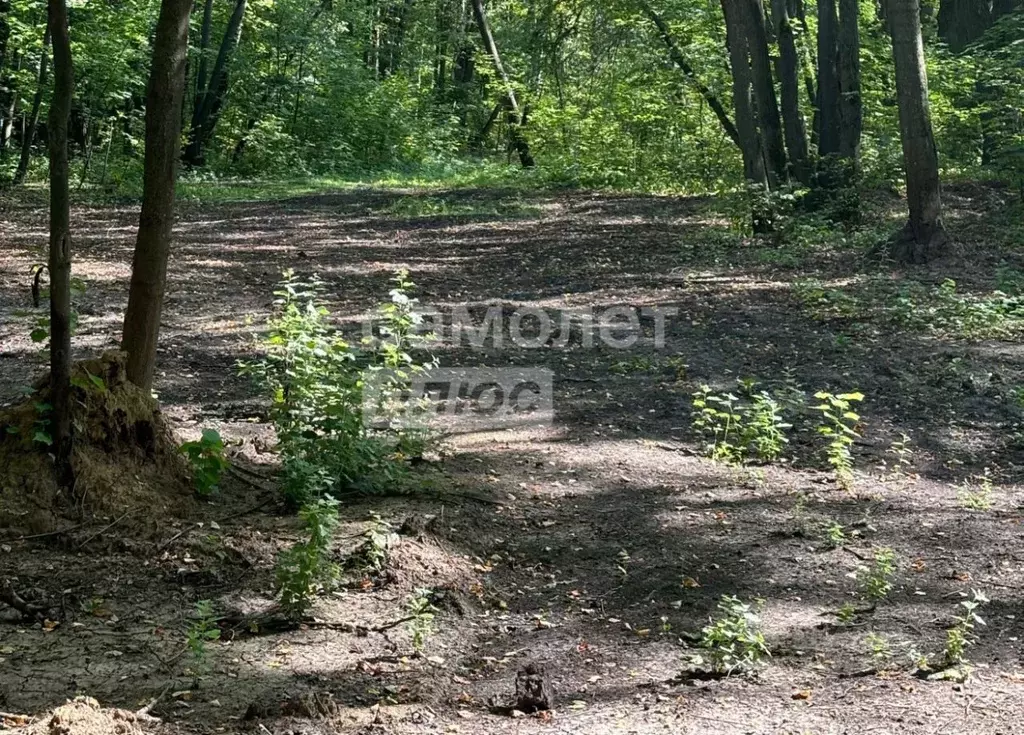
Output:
[{"xmin": 515, "ymin": 663, "xmax": 554, "ymax": 713}]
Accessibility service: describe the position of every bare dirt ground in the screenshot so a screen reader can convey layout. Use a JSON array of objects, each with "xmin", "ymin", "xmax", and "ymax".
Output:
[{"xmin": 1, "ymin": 183, "xmax": 1024, "ymax": 734}]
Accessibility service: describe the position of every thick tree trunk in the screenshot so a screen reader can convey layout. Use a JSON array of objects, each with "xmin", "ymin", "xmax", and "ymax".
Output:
[
  {"xmin": 743, "ymin": 0, "xmax": 788, "ymax": 185},
  {"xmin": 470, "ymin": 0, "xmax": 533, "ymax": 167},
  {"xmin": 722, "ymin": 0, "xmax": 767, "ymax": 188},
  {"xmin": 816, "ymin": 0, "xmax": 841, "ymax": 157},
  {"xmin": 47, "ymin": 0, "xmax": 73, "ymax": 488},
  {"xmin": 770, "ymin": 0, "xmax": 810, "ymax": 183},
  {"xmin": 13, "ymin": 27, "xmax": 50, "ymax": 186},
  {"xmin": 722, "ymin": 0, "xmax": 771, "ymax": 232},
  {"xmin": 122, "ymin": 0, "xmax": 193, "ymax": 390},
  {"xmin": 837, "ymin": 0, "xmax": 861, "ymax": 162},
  {"xmin": 937, "ymin": 0, "xmax": 992, "ymax": 52},
  {"xmin": 886, "ymin": 0, "xmax": 947, "ymax": 263},
  {"xmin": 183, "ymin": 0, "xmax": 246, "ymax": 167},
  {"xmin": 640, "ymin": 2, "xmax": 741, "ymax": 148}
]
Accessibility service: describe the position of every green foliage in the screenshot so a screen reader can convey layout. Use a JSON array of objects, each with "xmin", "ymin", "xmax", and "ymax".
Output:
[
  {"xmin": 865, "ymin": 631, "xmax": 892, "ymax": 663},
  {"xmin": 179, "ymin": 429, "xmax": 230, "ymax": 497},
  {"xmin": 822, "ymin": 521, "xmax": 848, "ymax": 549},
  {"xmin": 31, "ymin": 401, "xmax": 53, "ymax": 447},
  {"xmin": 836, "ymin": 602, "xmax": 857, "ymax": 625},
  {"xmin": 957, "ymin": 468, "xmax": 994, "ymax": 510},
  {"xmin": 943, "ymin": 590, "xmax": 989, "ymax": 667},
  {"xmin": 891, "ymin": 279, "xmax": 1024, "ymax": 339},
  {"xmin": 851, "ymin": 547, "xmax": 897, "ymax": 601},
  {"xmin": 240, "ymin": 269, "xmax": 436, "ymax": 505},
  {"xmin": 692, "ymin": 383, "xmax": 790, "ymax": 464},
  {"xmin": 276, "ymin": 498, "xmax": 341, "ymax": 618},
  {"xmin": 883, "ymin": 433, "xmax": 915, "ymax": 481},
  {"xmin": 695, "ymin": 595, "xmax": 770, "ymax": 676},
  {"xmin": 27, "ymin": 272, "xmax": 87, "ymax": 351},
  {"xmin": 792, "ymin": 279, "xmax": 862, "ymax": 321},
  {"xmin": 813, "ymin": 391, "xmax": 864, "ymax": 489},
  {"xmin": 406, "ymin": 588, "xmax": 438, "ymax": 652},
  {"xmin": 186, "ymin": 599, "xmax": 221, "ymax": 678}
]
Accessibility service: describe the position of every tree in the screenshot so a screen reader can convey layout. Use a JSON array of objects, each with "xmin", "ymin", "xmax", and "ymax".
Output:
[
  {"xmin": 470, "ymin": 0, "xmax": 533, "ymax": 168},
  {"xmin": 46, "ymin": 0, "xmax": 73, "ymax": 487},
  {"xmin": 122, "ymin": 0, "xmax": 193, "ymax": 390},
  {"xmin": 770, "ymin": 0, "xmax": 810, "ymax": 183},
  {"xmin": 886, "ymin": 0, "xmax": 948, "ymax": 263},
  {"xmin": 937, "ymin": 0, "xmax": 1020, "ymax": 52},
  {"xmin": 640, "ymin": 1, "xmax": 741, "ymax": 149},
  {"xmin": 743, "ymin": 0, "xmax": 787, "ymax": 184},
  {"xmin": 13, "ymin": 26, "xmax": 49, "ymax": 185},
  {"xmin": 183, "ymin": 0, "xmax": 246, "ymax": 167}
]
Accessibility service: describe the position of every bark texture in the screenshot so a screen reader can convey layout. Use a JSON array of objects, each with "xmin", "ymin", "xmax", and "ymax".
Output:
[
  {"xmin": 47, "ymin": 0, "xmax": 73, "ymax": 487},
  {"xmin": 122, "ymin": 0, "xmax": 193, "ymax": 390},
  {"xmin": 770, "ymin": 0, "xmax": 810, "ymax": 183},
  {"xmin": 887, "ymin": 0, "xmax": 948, "ymax": 263}
]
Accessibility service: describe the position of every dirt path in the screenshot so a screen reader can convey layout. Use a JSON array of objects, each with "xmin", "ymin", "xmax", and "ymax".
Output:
[{"xmin": 1, "ymin": 185, "xmax": 1023, "ymax": 734}]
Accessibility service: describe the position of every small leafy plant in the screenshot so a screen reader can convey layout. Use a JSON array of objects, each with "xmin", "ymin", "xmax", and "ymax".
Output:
[
  {"xmin": 692, "ymin": 383, "xmax": 790, "ymax": 464},
  {"xmin": 957, "ymin": 468, "xmax": 994, "ymax": 510},
  {"xmin": 813, "ymin": 390, "xmax": 864, "ymax": 489},
  {"xmin": 943, "ymin": 590, "xmax": 989, "ymax": 667},
  {"xmin": 276, "ymin": 498, "xmax": 341, "ymax": 618},
  {"xmin": 186, "ymin": 599, "xmax": 221, "ymax": 679},
  {"xmin": 179, "ymin": 429, "xmax": 230, "ymax": 496},
  {"xmin": 865, "ymin": 631, "xmax": 892, "ymax": 663},
  {"xmin": 883, "ymin": 433, "xmax": 915, "ymax": 482},
  {"xmin": 851, "ymin": 547, "xmax": 896, "ymax": 600},
  {"xmin": 694, "ymin": 595, "xmax": 770, "ymax": 676},
  {"xmin": 406, "ymin": 588, "xmax": 439, "ymax": 651},
  {"xmin": 822, "ymin": 520, "xmax": 848, "ymax": 549},
  {"xmin": 240, "ymin": 269, "xmax": 437, "ymax": 506}
]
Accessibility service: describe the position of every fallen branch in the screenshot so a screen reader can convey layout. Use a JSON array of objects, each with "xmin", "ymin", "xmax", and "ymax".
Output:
[
  {"xmin": 134, "ymin": 684, "xmax": 172, "ymax": 721},
  {"xmin": 74, "ymin": 510, "xmax": 135, "ymax": 550},
  {"xmin": 219, "ymin": 607, "xmax": 417, "ymax": 637},
  {"xmin": 0, "ymin": 580, "xmax": 47, "ymax": 621},
  {"xmin": 838, "ymin": 667, "xmax": 880, "ymax": 679}
]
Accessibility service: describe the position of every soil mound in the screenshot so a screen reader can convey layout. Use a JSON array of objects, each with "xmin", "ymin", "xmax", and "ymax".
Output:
[
  {"xmin": 0, "ymin": 351, "xmax": 191, "ymax": 534},
  {"xmin": 20, "ymin": 697, "xmax": 145, "ymax": 735}
]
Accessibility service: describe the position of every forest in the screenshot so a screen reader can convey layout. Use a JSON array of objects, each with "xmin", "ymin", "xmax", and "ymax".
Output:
[{"xmin": 1, "ymin": 0, "xmax": 1024, "ymax": 732}]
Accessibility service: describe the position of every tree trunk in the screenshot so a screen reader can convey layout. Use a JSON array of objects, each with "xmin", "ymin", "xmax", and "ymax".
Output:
[
  {"xmin": 640, "ymin": 2, "xmax": 741, "ymax": 148},
  {"xmin": 191, "ymin": 0, "xmax": 213, "ymax": 136},
  {"xmin": 183, "ymin": 0, "xmax": 246, "ymax": 167},
  {"xmin": 770, "ymin": 0, "xmax": 810, "ymax": 183},
  {"xmin": 886, "ymin": 0, "xmax": 947, "ymax": 263},
  {"xmin": 722, "ymin": 0, "xmax": 770, "ymax": 231},
  {"xmin": 0, "ymin": 52, "xmax": 18, "ymax": 153},
  {"xmin": 378, "ymin": 0, "xmax": 415, "ymax": 78},
  {"xmin": 721, "ymin": 0, "xmax": 766, "ymax": 183},
  {"xmin": 816, "ymin": 0, "xmax": 841, "ymax": 157},
  {"xmin": 13, "ymin": 27, "xmax": 50, "ymax": 186},
  {"xmin": 743, "ymin": 0, "xmax": 787, "ymax": 185},
  {"xmin": 937, "ymin": 0, "xmax": 992, "ymax": 52},
  {"xmin": 46, "ymin": 0, "xmax": 73, "ymax": 488},
  {"xmin": 122, "ymin": 0, "xmax": 193, "ymax": 391},
  {"xmin": 837, "ymin": 0, "xmax": 861, "ymax": 162},
  {"xmin": 470, "ymin": 0, "xmax": 533, "ymax": 167}
]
